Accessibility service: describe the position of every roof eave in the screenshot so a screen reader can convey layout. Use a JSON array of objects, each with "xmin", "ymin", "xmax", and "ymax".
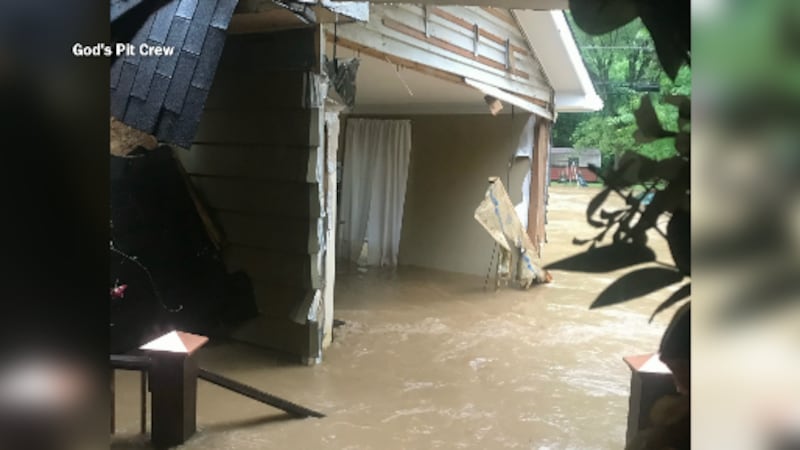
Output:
[{"xmin": 514, "ymin": 9, "xmax": 603, "ymax": 115}]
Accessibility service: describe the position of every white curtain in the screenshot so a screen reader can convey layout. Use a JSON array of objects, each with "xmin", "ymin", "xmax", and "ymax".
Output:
[{"xmin": 340, "ymin": 119, "xmax": 412, "ymax": 267}]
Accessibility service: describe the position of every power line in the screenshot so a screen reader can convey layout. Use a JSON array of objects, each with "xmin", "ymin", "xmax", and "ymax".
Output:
[{"xmin": 580, "ymin": 46, "xmax": 656, "ymax": 51}]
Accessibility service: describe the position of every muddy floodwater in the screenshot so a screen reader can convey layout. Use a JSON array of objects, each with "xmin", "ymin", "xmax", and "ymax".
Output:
[{"xmin": 112, "ymin": 185, "xmax": 680, "ymax": 449}]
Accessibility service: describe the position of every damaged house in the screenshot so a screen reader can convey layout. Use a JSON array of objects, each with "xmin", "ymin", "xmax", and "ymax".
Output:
[{"xmin": 109, "ymin": 0, "xmax": 600, "ymax": 363}]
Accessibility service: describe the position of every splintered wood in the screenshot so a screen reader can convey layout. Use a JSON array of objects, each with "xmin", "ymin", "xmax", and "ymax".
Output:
[{"xmin": 474, "ymin": 177, "xmax": 549, "ymax": 289}]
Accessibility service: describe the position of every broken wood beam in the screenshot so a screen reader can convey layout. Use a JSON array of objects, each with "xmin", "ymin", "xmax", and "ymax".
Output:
[
  {"xmin": 172, "ymin": 149, "xmax": 226, "ymax": 251},
  {"xmin": 325, "ymin": 33, "xmax": 463, "ymax": 86},
  {"xmin": 198, "ymin": 368, "xmax": 326, "ymax": 418}
]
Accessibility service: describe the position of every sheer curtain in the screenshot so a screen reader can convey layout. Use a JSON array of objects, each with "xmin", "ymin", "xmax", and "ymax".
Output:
[{"xmin": 339, "ymin": 119, "xmax": 412, "ymax": 267}]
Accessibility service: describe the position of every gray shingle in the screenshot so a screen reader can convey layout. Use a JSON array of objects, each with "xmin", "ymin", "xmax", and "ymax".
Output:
[
  {"xmin": 192, "ymin": 0, "xmax": 217, "ymax": 26},
  {"xmin": 191, "ymin": 26, "xmax": 226, "ymax": 90},
  {"xmin": 127, "ymin": 9, "xmax": 157, "ymax": 66},
  {"xmin": 175, "ymin": 0, "xmax": 199, "ymax": 20},
  {"xmin": 127, "ymin": 73, "xmax": 172, "ymax": 132},
  {"xmin": 123, "ymin": 98, "xmax": 149, "ymax": 131},
  {"xmin": 183, "ymin": 20, "xmax": 208, "ymax": 55},
  {"xmin": 130, "ymin": 41, "xmax": 162, "ymax": 100},
  {"xmin": 110, "ymin": 58, "xmax": 124, "ymax": 90},
  {"xmin": 172, "ymin": 86, "xmax": 209, "ymax": 147},
  {"xmin": 155, "ymin": 16, "xmax": 190, "ymax": 77},
  {"xmin": 111, "ymin": 62, "xmax": 138, "ymax": 118},
  {"xmin": 210, "ymin": 0, "xmax": 238, "ymax": 29},
  {"xmin": 149, "ymin": 0, "xmax": 180, "ymax": 44},
  {"xmin": 156, "ymin": 110, "xmax": 179, "ymax": 142},
  {"xmin": 164, "ymin": 51, "xmax": 199, "ymax": 114}
]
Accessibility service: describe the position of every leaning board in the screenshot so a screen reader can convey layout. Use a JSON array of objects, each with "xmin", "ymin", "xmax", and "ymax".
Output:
[{"xmin": 474, "ymin": 177, "xmax": 547, "ymax": 287}]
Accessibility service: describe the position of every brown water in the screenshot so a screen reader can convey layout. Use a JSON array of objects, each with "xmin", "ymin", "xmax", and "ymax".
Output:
[{"xmin": 112, "ymin": 185, "xmax": 678, "ymax": 449}]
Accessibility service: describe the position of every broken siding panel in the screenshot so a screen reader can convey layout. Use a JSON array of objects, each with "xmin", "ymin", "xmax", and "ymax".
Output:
[
  {"xmin": 335, "ymin": 4, "xmax": 551, "ymax": 103},
  {"xmin": 224, "ymin": 245, "xmax": 315, "ymax": 290},
  {"xmin": 176, "ymin": 144, "xmax": 312, "ymax": 182},
  {"xmin": 394, "ymin": 5, "xmax": 528, "ymax": 53},
  {"xmin": 249, "ymin": 282, "xmax": 313, "ymax": 319},
  {"xmin": 364, "ymin": 14, "xmax": 524, "ymax": 80},
  {"xmin": 232, "ymin": 316, "xmax": 311, "ymax": 358},
  {"xmin": 194, "ymin": 110, "xmax": 319, "ymax": 146},
  {"xmin": 191, "ymin": 177, "xmax": 320, "ymax": 219},
  {"xmin": 204, "ymin": 70, "xmax": 309, "ymax": 109},
  {"xmin": 453, "ymin": 6, "xmax": 549, "ymax": 87},
  {"xmin": 182, "ymin": 27, "xmax": 323, "ymax": 360},
  {"xmin": 215, "ymin": 212, "xmax": 313, "ymax": 251},
  {"xmin": 376, "ymin": 7, "xmax": 517, "ymax": 73},
  {"xmin": 334, "ymin": 22, "xmax": 549, "ymax": 102}
]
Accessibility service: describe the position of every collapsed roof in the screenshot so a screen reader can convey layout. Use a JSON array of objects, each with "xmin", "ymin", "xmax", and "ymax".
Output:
[{"xmin": 110, "ymin": 0, "xmax": 239, "ymax": 148}]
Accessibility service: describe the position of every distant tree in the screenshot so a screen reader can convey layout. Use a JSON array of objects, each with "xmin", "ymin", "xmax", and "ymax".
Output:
[{"xmin": 553, "ymin": 15, "xmax": 690, "ymax": 165}]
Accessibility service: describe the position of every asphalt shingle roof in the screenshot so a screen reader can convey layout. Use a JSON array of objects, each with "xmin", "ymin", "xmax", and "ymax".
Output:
[{"xmin": 110, "ymin": 0, "xmax": 239, "ymax": 148}]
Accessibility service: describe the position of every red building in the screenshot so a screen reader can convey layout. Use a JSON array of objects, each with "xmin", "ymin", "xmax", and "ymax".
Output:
[{"xmin": 549, "ymin": 147, "xmax": 601, "ymax": 183}]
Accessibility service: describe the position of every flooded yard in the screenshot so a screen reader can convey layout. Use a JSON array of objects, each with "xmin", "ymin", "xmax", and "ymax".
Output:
[{"xmin": 112, "ymin": 185, "xmax": 678, "ymax": 449}]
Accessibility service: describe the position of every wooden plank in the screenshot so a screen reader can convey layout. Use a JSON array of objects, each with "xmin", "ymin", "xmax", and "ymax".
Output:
[
  {"xmin": 378, "ymin": 5, "xmax": 526, "ymax": 64},
  {"xmin": 197, "ymin": 368, "xmax": 325, "ymax": 418},
  {"xmin": 481, "ymin": 6, "xmax": 518, "ymax": 28},
  {"xmin": 527, "ymin": 118, "xmax": 551, "ymax": 257},
  {"xmin": 195, "ymin": 109, "xmax": 318, "ymax": 146},
  {"xmin": 518, "ymin": 92, "xmax": 550, "ymax": 108},
  {"xmin": 179, "ymin": 144, "xmax": 312, "ymax": 182},
  {"xmin": 380, "ymin": 6, "xmax": 507, "ymax": 64},
  {"xmin": 173, "ymin": 150, "xmax": 225, "ymax": 250},
  {"xmin": 326, "ymin": 33, "xmax": 464, "ymax": 86},
  {"xmin": 464, "ymin": 77, "xmax": 551, "ymax": 119},
  {"xmin": 446, "ymin": 5, "xmax": 528, "ymax": 50},
  {"xmin": 429, "ymin": 7, "xmax": 527, "ymax": 55},
  {"xmin": 332, "ymin": 22, "xmax": 551, "ymax": 101},
  {"xmin": 381, "ymin": 17, "xmax": 529, "ymax": 80},
  {"xmin": 391, "ymin": 4, "xmax": 530, "ymax": 53}
]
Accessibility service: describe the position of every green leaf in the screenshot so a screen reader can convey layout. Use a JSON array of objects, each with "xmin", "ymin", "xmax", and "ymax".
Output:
[
  {"xmin": 546, "ymin": 243, "xmax": 657, "ymax": 273},
  {"xmin": 590, "ymin": 267, "xmax": 685, "ymax": 309},
  {"xmin": 649, "ymin": 283, "xmax": 690, "ymax": 322},
  {"xmin": 569, "ymin": 0, "xmax": 638, "ymax": 35}
]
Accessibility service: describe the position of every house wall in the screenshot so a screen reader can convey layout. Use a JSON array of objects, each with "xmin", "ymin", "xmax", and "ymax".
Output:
[
  {"xmin": 176, "ymin": 29, "xmax": 325, "ymax": 362},
  {"xmin": 328, "ymin": 4, "xmax": 553, "ymax": 111},
  {"xmin": 396, "ymin": 113, "xmax": 534, "ymax": 276}
]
